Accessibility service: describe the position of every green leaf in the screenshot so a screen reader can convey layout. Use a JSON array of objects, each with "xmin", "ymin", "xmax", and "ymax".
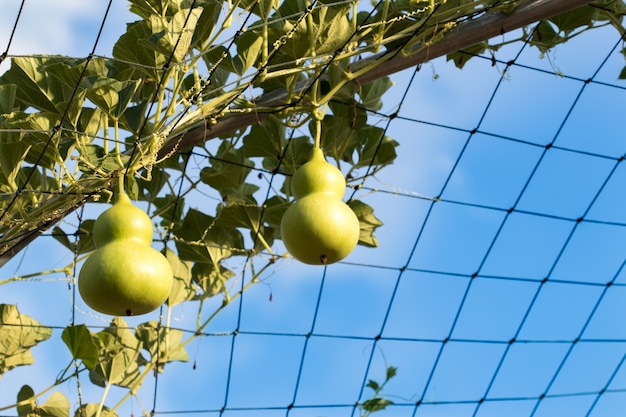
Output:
[
  {"xmin": 175, "ymin": 208, "xmax": 245, "ymax": 264},
  {"xmin": 234, "ymin": 30, "xmax": 264, "ymax": 74},
  {"xmin": 137, "ymin": 167, "xmax": 170, "ymax": 202},
  {"xmin": 366, "ymin": 379, "xmax": 380, "ymax": 391},
  {"xmin": 0, "ymin": 304, "xmax": 52, "ymax": 377},
  {"xmin": 89, "ymin": 318, "xmax": 143, "ymax": 388},
  {"xmin": 52, "ymin": 220, "xmax": 96, "ymax": 255},
  {"xmin": 135, "ymin": 321, "xmax": 189, "ymax": 369},
  {"xmin": 0, "ymin": 57, "xmax": 66, "ymax": 114},
  {"xmin": 549, "ymin": 5, "xmax": 595, "ymax": 35},
  {"xmin": 191, "ymin": 262, "xmax": 232, "ymax": 299},
  {"xmin": 260, "ymin": 195, "xmax": 289, "ymax": 235},
  {"xmin": 128, "ymin": 0, "xmax": 176, "ymax": 18},
  {"xmin": 83, "ymin": 77, "xmax": 142, "ymax": 120},
  {"xmin": 215, "ymin": 203, "xmax": 263, "ymax": 231},
  {"xmin": 17, "ymin": 385, "xmax": 36, "ymax": 416},
  {"xmin": 348, "ymin": 200, "xmax": 382, "ymax": 248},
  {"xmin": 200, "ymin": 145, "xmax": 252, "ymax": 191},
  {"xmin": 153, "ymin": 194, "xmax": 185, "ymax": 229},
  {"xmin": 77, "ymin": 144, "xmax": 130, "ymax": 175},
  {"xmin": 386, "ymin": 365, "xmax": 398, "ymax": 380},
  {"xmin": 353, "ymin": 127, "xmax": 399, "ymax": 169},
  {"xmin": 361, "ymin": 397, "xmax": 393, "ymax": 413},
  {"xmin": 242, "ymin": 115, "xmax": 286, "ymax": 158},
  {"xmin": 359, "ymin": 77, "xmax": 394, "ymax": 112},
  {"xmin": 314, "ymin": 8, "xmax": 352, "ymax": 56},
  {"xmin": 0, "ymin": 142, "xmax": 31, "ymax": 191},
  {"xmin": 0, "ymin": 84, "xmax": 16, "ymax": 113},
  {"xmin": 61, "ymin": 324, "xmax": 99, "ymax": 370},
  {"xmin": 38, "ymin": 392, "xmax": 70, "ymax": 417},
  {"xmin": 6, "ymin": 112, "xmax": 64, "ymax": 170},
  {"xmin": 530, "ymin": 21, "xmax": 560, "ymax": 54},
  {"xmin": 191, "ymin": 2, "xmax": 222, "ymax": 49},
  {"xmin": 113, "ymin": 19, "xmax": 167, "ymax": 73},
  {"xmin": 74, "ymin": 404, "xmax": 118, "ymax": 417},
  {"xmin": 447, "ymin": 42, "xmax": 488, "ymax": 69},
  {"xmin": 165, "ymin": 249, "xmax": 197, "ymax": 306}
]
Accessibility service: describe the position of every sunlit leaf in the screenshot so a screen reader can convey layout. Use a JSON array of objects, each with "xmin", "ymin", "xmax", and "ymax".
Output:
[
  {"xmin": 52, "ymin": 220, "xmax": 96, "ymax": 255},
  {"xmin": 175, "ymin": 208, "xmax": 245, "ymax": 264},
  {"xmin": 165, "ymin": 249, "xmax": 197, "ymax": 306},
  {"xmin": 348, "ymin": 200, "xmax": 382, "ymax": 248},
  {"xmin": 135, "ymin": 321, "xmax": 189, "ymax": 368},
  {"xmin": 62, "ymin": 324, "xmax": 99, "ymax": 370},
  {"xmin": 0, "ymin": 142, "xmax": 31, "ymax": 191},
  {"xmin": 0, "ymin": 304, "xmax": 52, "ymax": 377},
  {"xmin": 89, "ymin": 318, "xmax": 143, "ymax": 388},
  {"xmin": 191, "ymin": 262, "xmax": 232, "ymax": 299},
  {"xmin": 83, "ymin": 77, "xmax": 142, "ymax": 120},
  {"xmin": 0, "ymin": 84, "xmax": 16, "ymax": 114},
  {"xmin": 234, "ymin": 30, "xmax": 264, "ymax": 74},
  {"xmin": 200, "ymin": 146, "xmax": 252, "ymax": 191},
  {"xmin": 38, "ymin": 392, "xmax": 70, "ymax": 417},
  {"xmin": 358, "ymin": 77, "xmax": 394, "ymax": 112},
  {"xmin": 74, "ymin": 404, "xmax": 118, "ymax": 417}
]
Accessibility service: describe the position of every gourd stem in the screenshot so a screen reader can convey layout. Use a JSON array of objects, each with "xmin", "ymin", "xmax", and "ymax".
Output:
[
  {"xmin": 117, "ymin": 173, "xmax": 125, "ymax": 198},
  {"xmin": 314, "ymin": 117, "xmax": 321, "ymax": 149}
]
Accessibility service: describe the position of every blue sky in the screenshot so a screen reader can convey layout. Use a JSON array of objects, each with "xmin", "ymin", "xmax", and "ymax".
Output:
[{"xmin": 1, "ymin": 2, "xmax": 626, "ymax": 417}]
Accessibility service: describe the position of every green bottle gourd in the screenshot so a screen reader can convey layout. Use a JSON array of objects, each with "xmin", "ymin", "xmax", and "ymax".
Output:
[
  {"xmin": 281, "ymin": 147, "xmax": 360, "ymax": 265},
  {"xmin": 78, "ymin": 193, "xmax": 173, "ymax": 316}
]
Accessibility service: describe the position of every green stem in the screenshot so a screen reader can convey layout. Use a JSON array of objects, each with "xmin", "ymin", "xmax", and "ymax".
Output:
[
  {"xmin": 0, "ymin": 267, "xmax": 73, "ymax": 286},
  {"xmin": 95, "ymin": 380, "xmax": 112, "ymax": 417},
  {"xmin": 113, "ymin": 118, "xmax": 124, "ymax": 170},
  {"xmin": 0, "ymin": 367, "xmax": 82, "ymax": 412}
]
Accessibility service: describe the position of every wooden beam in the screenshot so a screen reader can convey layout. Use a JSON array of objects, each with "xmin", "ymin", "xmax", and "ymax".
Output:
[
  {"xmin": 354, "ymin": 0, "xmax": 597, "ymax": 84},
  {"xmin": 157, "ymin": 0, "xmax": 597, "ymax": 157}
]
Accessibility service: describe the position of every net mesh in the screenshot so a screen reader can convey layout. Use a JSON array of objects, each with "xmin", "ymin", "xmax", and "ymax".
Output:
[{"xmin": 0, "ymin": 2, "xmax": 625, "ymax": 417}]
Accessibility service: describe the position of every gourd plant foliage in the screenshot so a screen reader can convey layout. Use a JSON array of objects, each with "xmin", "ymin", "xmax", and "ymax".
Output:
[{"xmin": 0, "ymin": 0, "xmax": 624, "ymax": 416}]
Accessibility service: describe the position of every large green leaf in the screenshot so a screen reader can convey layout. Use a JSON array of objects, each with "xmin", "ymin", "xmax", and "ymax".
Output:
[
  {"xmin": 353, "ymin": 127, "xmax": 399, "ymax": 169},
  {"xmin": 18, "ymin": 389, "xmax": 70, "ymax": 417},
  {"xmin": 234, "ymin": 30, "xmax": 264, "ymax": 74},
  {"xmin": 165, "ymin": 249, "xmax": 197, "ymax": 306},
  {"xmin": 61, "ymin": 324, "xmax": 99, "ymax": 370},
  {"xmin": 0, "ymin": 142, "xmax": 31, "ymax": 191},
  {"xmin": 358, "ymin": 77, "xmax": 394, "ymax": 111},
  {"xmin": 175, "ymin": 208, "xmax": 245, "ymax": 264},
  {"xmin": 74, "ymin": 404, "xmax": 117, "ymax": 417},
  {"xmin": 200, "ymin": 145, "xmax": 253, "ymax": 191},
  {"xmin": 135, "ymin": 321, "xmax": 189, "ymax": 369},
  {"xmin": 52, "ymin": 220, "xmax": 96, "ymax": 255},
  {"xmin": 113, "ymin": 19, "xmax": 168, "ymax": 73},
  {"xmin": 348, "ymin": 200, "xmax": 382, "ymax": 248},
  {"xmin": 37, "ymin": 392, "xmax": 70, "ymax": 417},
  {"xmin": 0, "ymin": 57, "xmax": 89, "ymax": 125},
  {"xmin": 0, "ymin": 305, "xmax": 52, "ymax": 377},
  {"xmin": 89, "ymin": 318, "xmax": 143, "ymax": 388},
  {"xmin": 0, "ymin": 84, "xmax": 16, "ymax": 114},
  {"xmin": 191, "ymin": 262, "xmax": 232, "ymax": 299},
  {"xmin": 83, "ymin": 77, "xmax": 142, "ymax": 120},
  {"xmin": 242, "ymin": 115, "xmax": 286, "ymax": 158}
]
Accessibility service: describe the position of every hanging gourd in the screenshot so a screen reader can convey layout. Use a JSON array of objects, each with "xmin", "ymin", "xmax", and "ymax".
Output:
[
  {"xmin": 281, "ymin": 147, "xmax": 360, "ymax": 265},
  {"xmin": 78, "ymin": 192, "xmax": 173, "ymax": 316}
]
